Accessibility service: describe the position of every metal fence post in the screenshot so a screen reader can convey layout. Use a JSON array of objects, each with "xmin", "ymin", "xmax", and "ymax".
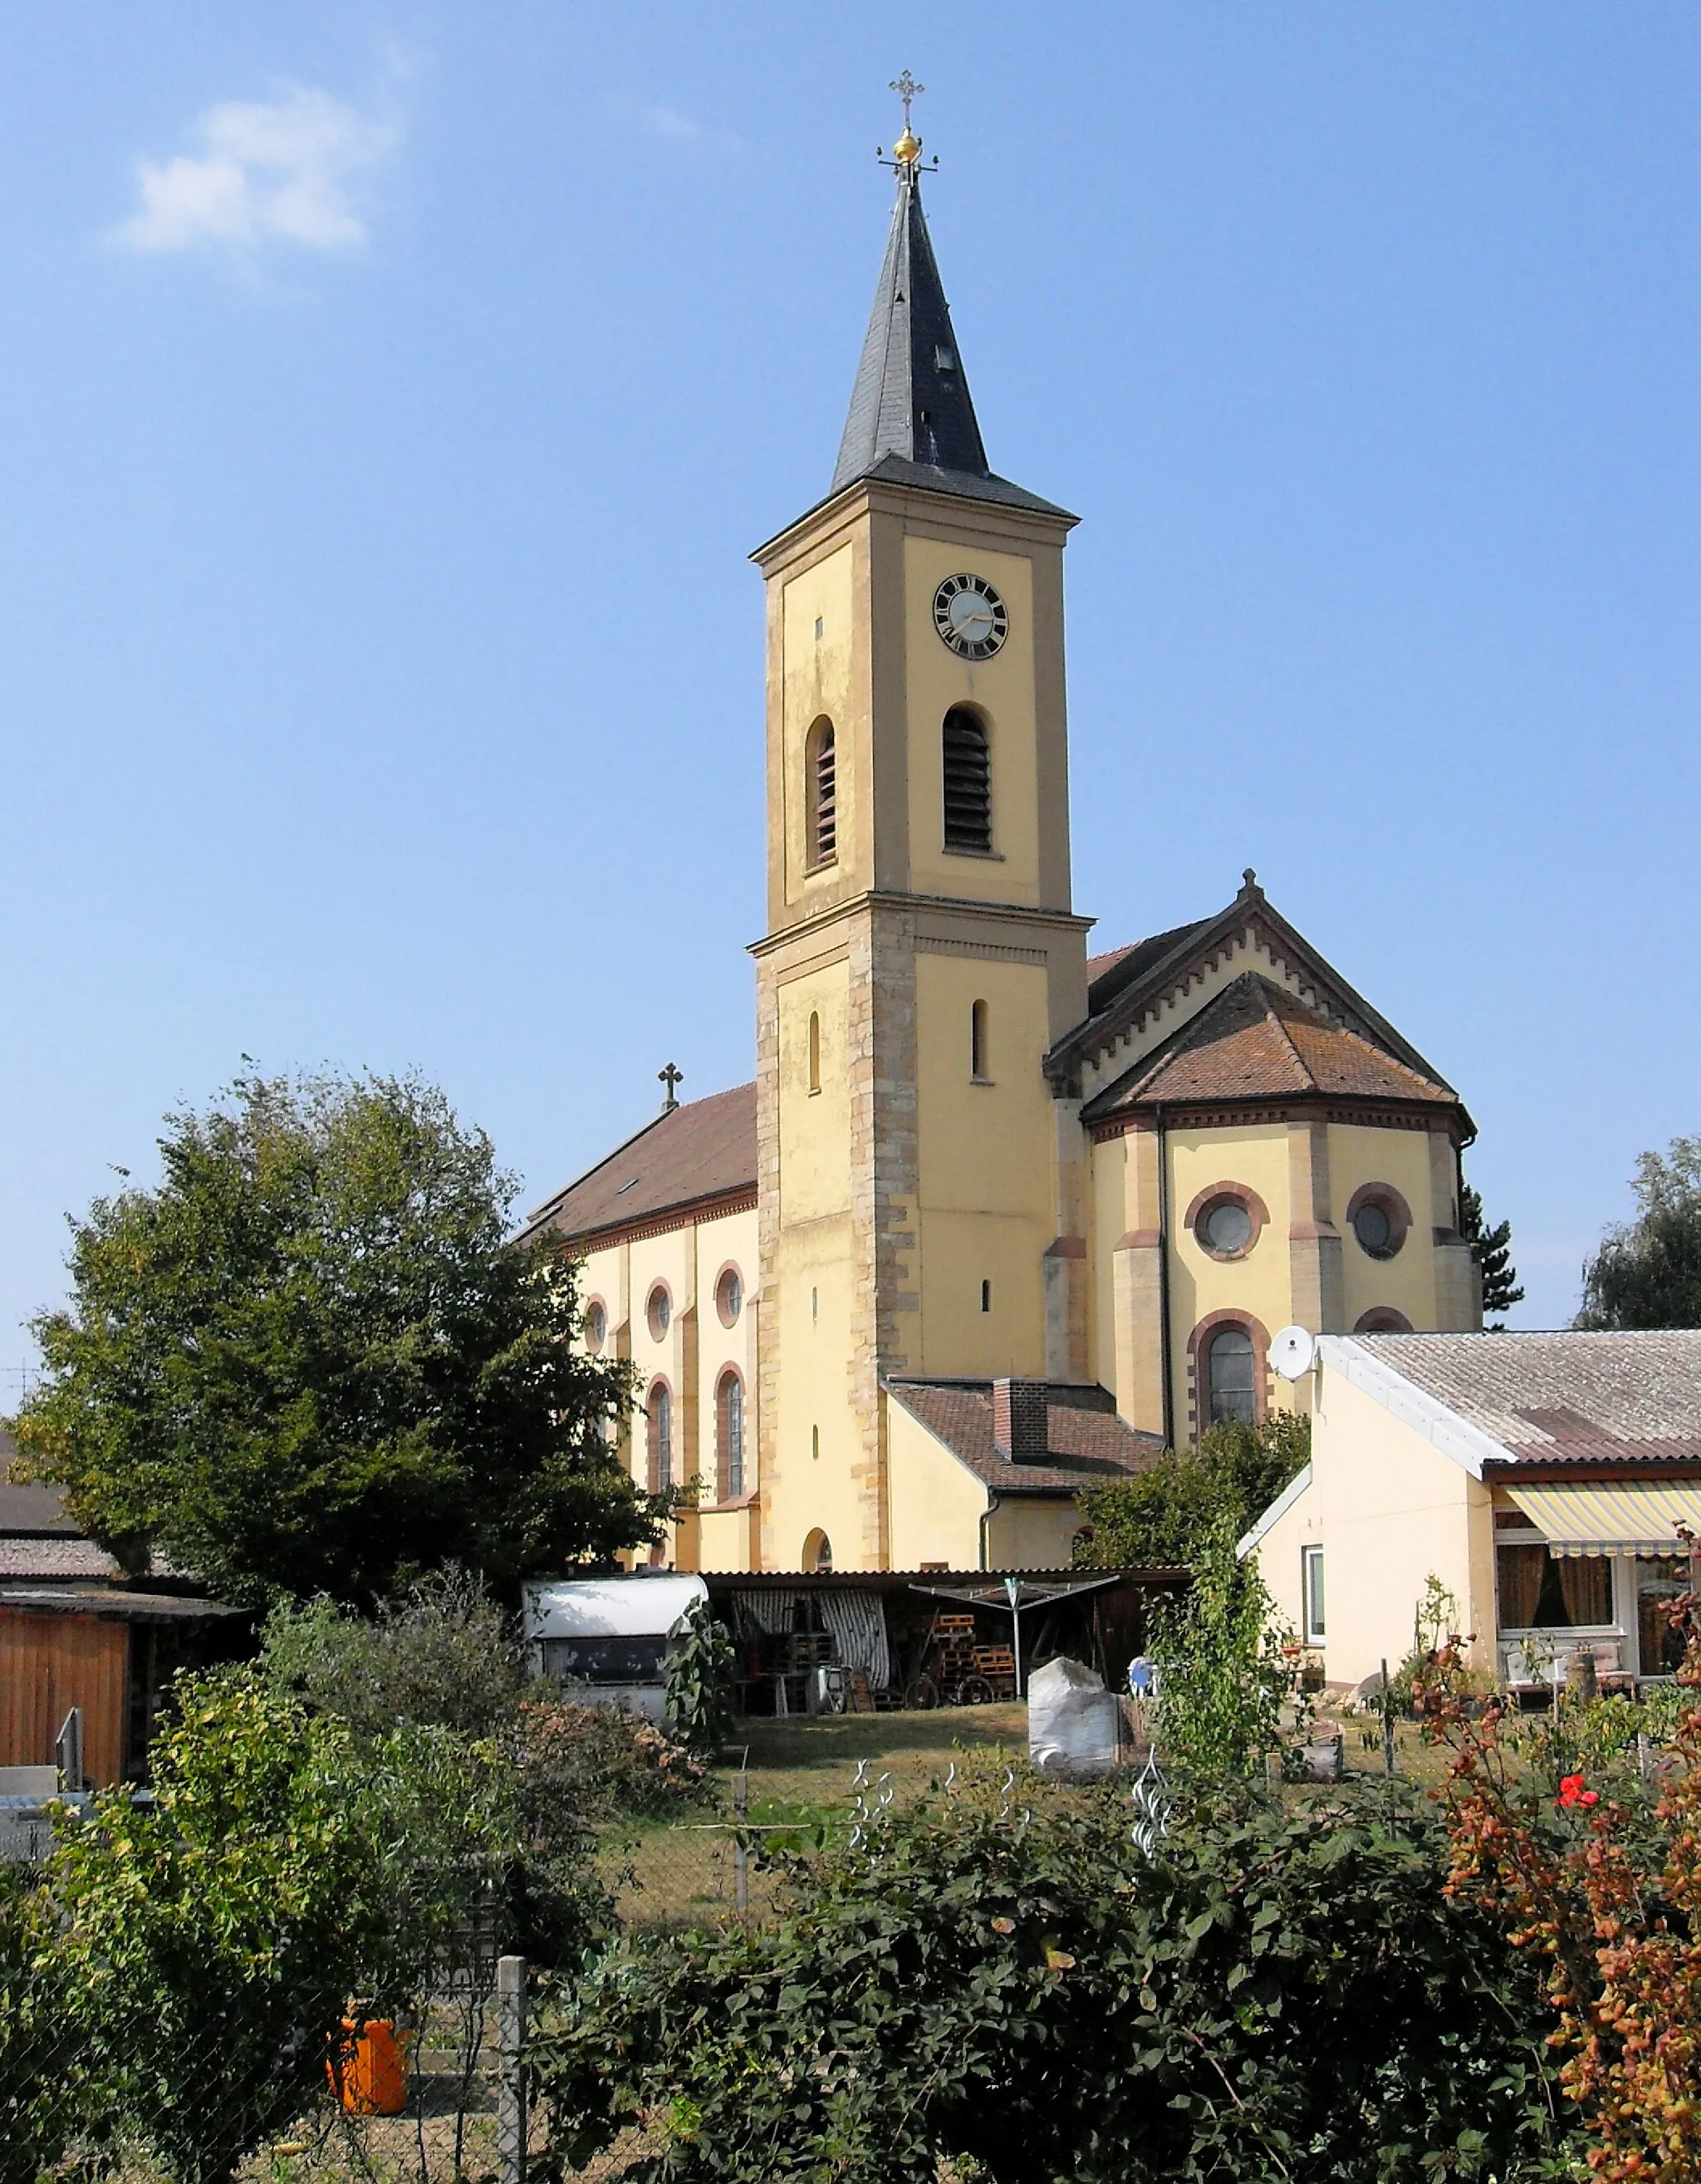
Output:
[
  {"xmin": 497, "ymin": 1953, "xmax": 526, "ymax": 2184},
  {"xmin": 733, "ymin": 1771, "xmax": 749, "ymax": 1921},
  {"xmin": 1380, "ymin": 1658, "xmax": 1395, "ymax": 1777}
]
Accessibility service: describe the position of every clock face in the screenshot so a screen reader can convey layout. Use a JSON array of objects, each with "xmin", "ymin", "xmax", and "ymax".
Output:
[{"xmin": 933, "ymin": 573, "xmax": 1009, "ymax": 661}]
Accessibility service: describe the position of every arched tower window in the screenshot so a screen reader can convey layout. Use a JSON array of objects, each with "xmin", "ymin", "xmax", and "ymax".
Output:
[
  {"xmin": 645, "ymin": 1380, "xmax": 673, "ymax": 1493},
  {"xmin": 807, "ymin": 1010, "xmax": 821, "ymax": 1094},
  {"xmin": 806, "ymin": 718, "xmax": 836, "ymax": 868},
  {"xmin": 969, "ymin": 998, "xmax": 989, "ymax": 1081},
  {"xmin": 1204, "ymin": 1326, "xmax": 1257, "ymax": 1427},
  {"xmin": 717, "ymin": 1369, "xmax": 745, "ymax": 1499},
  {"xmin": 942, "ymin": 705, "xmax": 991, "ymax": 852}
]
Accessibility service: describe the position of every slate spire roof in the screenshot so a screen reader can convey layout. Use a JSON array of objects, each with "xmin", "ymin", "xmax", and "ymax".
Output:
[{"xmin": 828, "ymin": 164, "xmax": 1071, "ymax": 521}]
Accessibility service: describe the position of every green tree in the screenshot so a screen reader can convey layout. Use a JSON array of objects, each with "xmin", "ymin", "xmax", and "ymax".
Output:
[
  {"xmin": 12, "ymin": 1069, "xmax": 660, "ymax": 1605},
  {"xmin": 1073, "ymin": 1414, "xmax": 1309, "ymax": 1570},
  {"xmin": 1461, "ymin": 1179, "xmax": 1525, "ymax": 1327},
  {"xmin": 1576, "ymin": 1136, "xmax": 1701, "ymax": 1331}
]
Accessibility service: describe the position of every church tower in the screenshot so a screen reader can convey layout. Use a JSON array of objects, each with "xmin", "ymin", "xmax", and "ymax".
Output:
[{"xmin": 750, "ymin": 115, "xmax": 1093, "ymax": 1573}]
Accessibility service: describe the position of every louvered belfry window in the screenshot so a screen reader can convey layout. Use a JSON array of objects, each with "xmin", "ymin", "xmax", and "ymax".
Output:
[
  {"xmin": 942, "ymin": 706, "xmax": 992, "ymax": 852},
  {"xmin": 811, "ymin": 720, "xmax": 836, "ymax": 866}
]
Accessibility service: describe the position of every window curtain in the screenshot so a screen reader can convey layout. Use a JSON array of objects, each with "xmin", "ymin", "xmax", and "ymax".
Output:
[{"xmin": 1498, "ymin": 1544, "xmax": 1611, "ymax": 1630}]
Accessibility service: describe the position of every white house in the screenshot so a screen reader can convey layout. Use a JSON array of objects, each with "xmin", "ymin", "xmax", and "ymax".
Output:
[{"xmin": 1246, "ymin": 1331, "xmax": 1701, "ymax": 1692}]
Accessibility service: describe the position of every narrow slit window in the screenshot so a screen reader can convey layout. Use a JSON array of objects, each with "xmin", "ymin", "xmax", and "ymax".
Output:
[
  {"xmin": 809, "ymin": 719, "xmax": 837, "ymax": 867},
  {"xmin": 717, "ymin": 1371, "xmax": 744, "ymax": 1500},
  {"xmin": 970, "ymin": 999, "xmax": 989, "ymax": 1080},
  {"xmin": 807, "ymin": 1010, "xmax": 821, "ymax": 1094},
  {"xmin": 942, "ymin": 706, "xmax": 992, "ymax": 852},
  {"xmin": 645, "ymin": 1382, "xmax": 672, "ymax": 1494},
  {"xmin": 980, "ymin": 1279, "xmax": 992, "ymax": 1313}
]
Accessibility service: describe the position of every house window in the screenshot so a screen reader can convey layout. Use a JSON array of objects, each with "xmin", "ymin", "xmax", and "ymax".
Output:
[
  {"xmin": 969, "ymin": 998, "xmax": 989, "ymax": 1081},
  {"xmin": 807, "ymin": 718, "xmax": 836, "ymax": 867},
  {"xmin": 941, "ymin": 706, "xmax": 992, "ymax": 852},
  {"xmin": 645, "ymin": 1381, "xmax": 673, "ymax": 1494},
  {"xmin": 1637, "ymin": 1558, "xmax": 1688, "ymax": 1676},
  {"xmin": 1301, "ymin": 1545, "xmax": 1326, "ymax": 1646},
  {"xmin": 717, "ymin": 1370, "xmax": 745, "ymax": 1499},
  {"xmin": 646, "ymin": 1284, "xmax": 671, "ymax": 1342},
  {"xmin": 807, "ymin": 1010, "xmax": 821, "ymax": 1094},
  {"xmin": 1495, "ymin": 1544, "xmax": 1611, "ymax": 1630},
  {"xmin": 1205, "ymin": 1323, "xmax": 1257, "ymax": 1426}
]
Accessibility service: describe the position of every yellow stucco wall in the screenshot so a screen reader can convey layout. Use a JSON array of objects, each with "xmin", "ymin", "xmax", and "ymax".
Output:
[
  {"xmin": 571, "ymin": 1201, "xmax": 760, "ymax": 1573},
  {"xmin": 902, "ymin": 536, "xmax": 1042, "ymax": 906},
  {"xmin": 886, "ymin": 1396, "xmax": 993, "ymax": 1570},
  {"xmin": 778, "ymin": 542, "xmax": 856, "ymax": 910},
  {"xmin": 1252, "ymin": 1361, "xmax": 1495, "ymax": 1685},
  {"xmin": 1329, "ymin": 1122, "xmax": 1444, "ymax": 1332},
  {"xmin": 914, "ymin": 951, "xmax": 1052, "ymax": 1376},
  {"xmin": 986, "ymin": 1499, "xmax": 1084, "ymax": 1570}
]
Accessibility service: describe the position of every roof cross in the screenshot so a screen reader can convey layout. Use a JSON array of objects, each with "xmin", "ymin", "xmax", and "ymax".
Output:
[
  {"xmin": 890, "ymin": 70, "xmax": 924, "ymax": 128},
  {"xmin": 658, "ymin": 1062, "xmax": 684, "ymax": 1113}
]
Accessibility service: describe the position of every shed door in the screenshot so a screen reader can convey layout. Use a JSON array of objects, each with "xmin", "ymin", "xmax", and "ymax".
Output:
[{"xmin": 0, "ymin": 1613, "xmax": 130, "ymax": 1784}]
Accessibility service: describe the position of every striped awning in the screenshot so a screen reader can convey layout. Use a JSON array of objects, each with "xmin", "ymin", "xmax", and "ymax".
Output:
[{"xmin": 1504, "ymin": 1480, "xmax": 1701, "ymax": 1558}]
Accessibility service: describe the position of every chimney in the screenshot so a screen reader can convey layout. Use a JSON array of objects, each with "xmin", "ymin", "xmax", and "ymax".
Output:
[{"xmin": 992, "ymin": 1378, "xmax": 1049, "ymax": 1463}]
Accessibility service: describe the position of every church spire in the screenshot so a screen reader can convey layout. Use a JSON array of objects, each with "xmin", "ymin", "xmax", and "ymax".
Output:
[{"xmin": 831, "ymin": 88, "xmax": 990, "ymax": 495}]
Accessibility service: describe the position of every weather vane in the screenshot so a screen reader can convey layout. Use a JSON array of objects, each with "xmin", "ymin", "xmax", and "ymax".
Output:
[{"xmin": 878, "ymin": 70, "xmax": 938, "ymax": 173}]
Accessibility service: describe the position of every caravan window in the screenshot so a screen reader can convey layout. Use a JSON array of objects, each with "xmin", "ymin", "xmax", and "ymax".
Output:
[{"xmin": 541, "ymin": 1635, "xmax": 668, "ymax": 1684}]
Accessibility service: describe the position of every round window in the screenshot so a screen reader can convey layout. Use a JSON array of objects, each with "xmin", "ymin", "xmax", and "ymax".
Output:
[
  {"xmin": 584, "ymin": 1299, "xmax": 607, "ymax": 1354},
  {"xmin": 1203, "ymin": 1199, "xmax": 1253, "ymax": 1255},
  {"xmin": 646, "ymin": 1285, "xmax": 671, "ymax": 1341},
  {"xmin": 716, "ymin": 1268, "xmax": 743, "ymax": 1328},
  {"xmin": 1352, "ymin": 1201, "xmax": 1397, "ymax": 1259}
]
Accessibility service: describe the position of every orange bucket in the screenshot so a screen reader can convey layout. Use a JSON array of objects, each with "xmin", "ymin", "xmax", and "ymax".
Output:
[{"xmin": 328, "ymin": 2017, "xmax": 414, "ymax": 2115}]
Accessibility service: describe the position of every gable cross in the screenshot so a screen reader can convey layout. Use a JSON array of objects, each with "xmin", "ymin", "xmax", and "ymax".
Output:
[{"xmin": 658, "ymin": 1062, "xmax": 684, "ymax": 1112}]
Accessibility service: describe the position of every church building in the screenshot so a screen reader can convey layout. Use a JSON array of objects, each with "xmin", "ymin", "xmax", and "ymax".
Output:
[{"xmin": 524, "ymin": 115, "xmax": 1483, "ymax": 1577}]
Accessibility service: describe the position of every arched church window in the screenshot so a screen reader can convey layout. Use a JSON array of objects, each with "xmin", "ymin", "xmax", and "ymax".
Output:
[
  {"xmin": 806, "ymin": 718, "xmax": 836, "ymax": 868},
  {"xmin": 645, "ymin": 1380, "xmax": 673, "ymax": 1493},
  {"xmin": 803, "ymin": 1527, "xmax": 833, "ymax": 1573},
  {"xmin": 969, "ymin": 998, "xmax": 989, "ymax": 1081},
  {"xmin": 1205, "ymin": 1324, "xmax": 1257, "ymax": 1427},
  {"xmin": 941, "ymin": 706, "xmax": 992, "ymax": 852},
  {"xmin": 807, "ymin": 1011, "xmax": 821, "ymax": 1094},
  {"xmin": 717, "ymin": 1369, "xmax": 745, "ymax": 1499}
]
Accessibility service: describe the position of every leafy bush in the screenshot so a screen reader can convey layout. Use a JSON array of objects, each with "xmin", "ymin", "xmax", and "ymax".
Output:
[
  {"xmin": 1074, "ymin": 1415, "xmax": 1309, "ymax": 1569},
  {"xmin": 529, "ymin": 1770, "xmax": 1574, "ymax": 2183},
  {"xmin": 664, "ymin": 1597, "xmax": 736, "ymax": 1753},
  {"xmin": 1150, "ymin": 1516, "xmax": 1306, "ymax": 1778},
  {"xmin": 261, "ymin": 1568, "xmax": 527, "ymax": 1739},
  {"xmin": 7, "ymin": 1666, "xmax": 518, "ymax": 2184}
]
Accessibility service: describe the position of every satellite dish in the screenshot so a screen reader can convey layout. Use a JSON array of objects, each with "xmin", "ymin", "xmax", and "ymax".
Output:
[{"xmin": 1268, "ymin": 1325, "xmax": 1317, "ymax": 1382}]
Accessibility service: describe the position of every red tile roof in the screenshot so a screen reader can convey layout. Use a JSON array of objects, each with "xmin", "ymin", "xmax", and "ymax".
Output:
[
  {"xmin": 1081, "ymin": 974, "xmax": 1457, "ymax": 1121},
  {"xmin": 524, "ymin": 1082, "xmax": 757, "ymax": 1248},
  {"xmin": 887, "ymin": 1378, "xmax": 1164, "ymax": 1494}
]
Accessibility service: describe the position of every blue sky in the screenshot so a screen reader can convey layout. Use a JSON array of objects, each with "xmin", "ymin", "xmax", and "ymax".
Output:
[{"xmin": 3, "ymin": 3, "xmax": 1699, "ymax": 1379}]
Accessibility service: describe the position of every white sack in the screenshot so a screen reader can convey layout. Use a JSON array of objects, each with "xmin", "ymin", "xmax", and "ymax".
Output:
[{"xmin": 1027, "ymin": 1656, "xmax": 1119, "ymax": 1780}]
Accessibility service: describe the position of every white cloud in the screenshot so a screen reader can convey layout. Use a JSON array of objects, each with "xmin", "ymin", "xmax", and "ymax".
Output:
[{"xmin": 112, "ymin": 84, "xmax": 399, "ymax": 259}]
